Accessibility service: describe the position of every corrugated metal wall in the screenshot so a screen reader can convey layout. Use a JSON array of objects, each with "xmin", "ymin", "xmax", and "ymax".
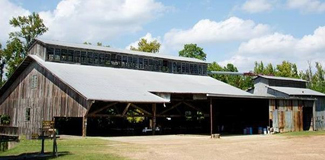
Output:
[
  {"xmin": 269, "ymin": 99, "xmax": 304, "ymax": 132},
  {"xmin": 315, "ymin": 97, "xmax": 325, "ymax": 130}
]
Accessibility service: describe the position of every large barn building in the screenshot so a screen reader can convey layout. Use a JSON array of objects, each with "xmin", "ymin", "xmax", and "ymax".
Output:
[{"xmin": 0, "ymin": 38, "xmax": 323, "ymax": 138}]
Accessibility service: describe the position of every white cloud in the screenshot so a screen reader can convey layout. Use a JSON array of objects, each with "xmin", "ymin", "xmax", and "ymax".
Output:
[
  {"xmin": 242, "ymin": 0, "xmax": 273, "ymax": 13},
  {"xmin": 163, "ymin": 17, "xmax": 271, "ymax": 50},
  {"xmin": 20, "ymin": 0, "xmax": 166, "ymax": 43},
  {"xmin": 220, "ymin": 26, "xmax": 325, "ymax": 71},
  {"xmin": 0, "ymin": 0, "xmax": 30, "ymax": 45},
  {"xmin": 287, "ymin": 0, "xmax": 325, "ymax": 13}
]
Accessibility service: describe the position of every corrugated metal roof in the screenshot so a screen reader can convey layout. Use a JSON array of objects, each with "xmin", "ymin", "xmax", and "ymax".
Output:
[
  {"xmin": 30, "ymin": 55, "xmax": 254, "ymax": 103},
  {"xmin": 34, "ymin": 38, "xmax": 207, "ymax": 64},
  {"xmin": 268, "ymin": 86, "xmax": 325, "ymax": 97},
  {"xmin": 256, "ymin": 75, "xmax": 307, "ymax": 82}
]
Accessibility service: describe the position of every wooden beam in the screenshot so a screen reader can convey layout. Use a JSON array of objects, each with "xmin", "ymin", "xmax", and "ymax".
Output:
[
  {"xmin": 88, "ymin": 114, "xmax": 123, "ymax": 118},
  {"xmin": 130, "ymin": 104, "xmax": 152, "ymax": 116},
  {"xmin": 183, "ymin": 102, "xmax": 205, "ymax": 113},
  {"xmin": 89, "ymin": 102, "xmax": 118, "ymax": 115},
  {"xmin": 210, "ymin": 98, "xmax": 213, "ymax": 138},
  {"xmin": 122, "ymin": 103, "xmax": 131, "ymax": 116},
  {"xmin": 152, "ymin": 103, "xmax": 156, "ymax": 135},
  {"xmin": 313, "ymin": 101, "xmax": 316, "ymax": 131},
  {"xmin": 158, "ymin": 102, "xmax": 182, "ymax": 115},
  {"xmin": 82, "ymin": 116, "xmax": 87, "ymax": 137}
]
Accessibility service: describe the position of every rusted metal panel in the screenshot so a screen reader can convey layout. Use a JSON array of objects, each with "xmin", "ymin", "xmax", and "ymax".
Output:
[
  {"xmin": 0, "ymin": 62, "xmax": 88, "ymax": 136},
  {"xmin": 270, "ymin": 99, "xmax": 304, "ymax": 132}
]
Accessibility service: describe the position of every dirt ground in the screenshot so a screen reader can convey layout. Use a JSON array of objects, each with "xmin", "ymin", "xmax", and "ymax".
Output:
[{"xmin": 102, "ymin": 134, "xmax": 325, "ymax": 160}]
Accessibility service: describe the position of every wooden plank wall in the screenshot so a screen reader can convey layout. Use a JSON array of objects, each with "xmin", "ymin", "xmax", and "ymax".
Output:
[
  {"xmin": 0, "ymin": 61, "xmax": 88, "ymax": 136},
  {"xmin": 269, "ymin": 99, "xmax": 303, "ymax": 132}
]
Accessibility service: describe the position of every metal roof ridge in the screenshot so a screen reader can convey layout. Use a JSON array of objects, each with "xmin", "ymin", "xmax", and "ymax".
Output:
[{"xmin": 34, "ymin": 38, "xmax": 208, "ymax": 64}]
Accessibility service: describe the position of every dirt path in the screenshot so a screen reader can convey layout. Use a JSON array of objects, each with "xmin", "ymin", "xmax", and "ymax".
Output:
[{"xmin": 102, "ymin": 134, "xmax": 325, "ymax": 160}]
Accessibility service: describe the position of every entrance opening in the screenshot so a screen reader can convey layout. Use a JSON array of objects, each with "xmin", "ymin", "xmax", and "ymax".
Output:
[
  {"xmin": 54, "ymin": 117, "xmax": 82, "ymax": 136},
  {"xmin": 303, "ymin": 107, "xmax": 313, "ymax": 131},
  {"xmin": 213, "ymin": 98, "xmax": 269, "ymax": 135}
]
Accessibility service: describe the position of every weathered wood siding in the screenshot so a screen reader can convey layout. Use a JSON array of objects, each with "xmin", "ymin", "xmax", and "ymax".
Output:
[
  {"xmin": 315, "ymin": 97, "xmax": 325, "ymax": 130},
  {"xmin": 0, "ymin": 61, "xmax": 88, "ymax": 136},
  {"xmin": 28, "ymin": 43, "xmax": 46, "ymax": 60},
  {"xmin": 269, "ymin": 99, "xmax": 304, "ymax": 132}
]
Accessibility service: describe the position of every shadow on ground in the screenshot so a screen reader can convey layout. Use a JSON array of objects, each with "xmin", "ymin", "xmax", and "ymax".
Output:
[{"xmin": 0, "ymin": 151, "xmax": 70, "ymax": 160}]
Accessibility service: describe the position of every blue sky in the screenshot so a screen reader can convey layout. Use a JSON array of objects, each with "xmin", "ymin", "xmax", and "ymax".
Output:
[{"xmin": 1, "ymin": 0, "xmax": 325, "ymax": 71}]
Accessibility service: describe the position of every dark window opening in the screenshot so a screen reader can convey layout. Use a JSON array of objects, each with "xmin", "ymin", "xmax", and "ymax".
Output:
[
  {"xmin": 177, "ymin": 62, "xmax": 181, "ymax": 73},
  {"xmin": 67, "ymin": 50, "xmax": 74, "ymax": 62},
  {"xmin": 25, "ymin": 108, "xmax": 30, "ymax": 121},
  {"xmin": 162, "ymin": 60, "xmax": 168, "ymax": 72},
  {"xmin": 47, "ymin": 47, "xmax": 54, "ymax": 61},
  {"xmin": 139, "ymin": 58, "xmax": 144, "ymax": 69},
  {"xmin": 74, "ymin": 51, "xmax": 81, "ymax": 63},
  {"xmin": 122, "ymin": 56, "xmax": 127, "ymax": 67},
  {"xmin": 133, "ymin": 57, "xmax": 138, "ymax": 69},
  {"xmin": 61, "ymin": 49, "xmax": 67, "ymax": 61},
  {"xmin": 144, "ymin": 59, "xmax": 149, "ymax": 70},
  {"xmin": 87, "ymin": 52, "xmax": 93, "ymax": 64},
  {"xmin": 80, "ymin": 51, "xmax": 87, "ymax": 64},
  {"xmin": 128, "ymin": 56, "xmax": 132, "ymax": 68},
  {"xmin": 54, "ymin": 48, "xmax": 61, "ymax": 61},
  {"xmin": 93, "ymin": 53, "xmax": 99, "ymax": 64},
  {"xmin": 99, "ymin": 54, "xmax": 105, "ymax": 65},
  {"xmin": 116, "ymin": 55, "xmax": 122, "ymax": 66},
  {"xmin": 105, "ymin": 54, "xmax": 111, "ymax": 66}
]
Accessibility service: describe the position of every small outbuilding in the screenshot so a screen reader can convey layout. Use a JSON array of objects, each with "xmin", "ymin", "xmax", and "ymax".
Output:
[{"xmin": 250, "ymin": 75, "xmax": 325, "ymax": 132}]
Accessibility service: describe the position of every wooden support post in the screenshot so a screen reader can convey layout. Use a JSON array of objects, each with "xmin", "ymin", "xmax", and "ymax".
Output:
[
  {"xmin": 122, "ymin": 103, "xmax": 131, "ymax": 116},
  {"xmin": 152, "ymin": 104, "xmax": 156, "ymax": 135},
  {"xmin": 82, "ymin": 116, "xmax": 87, "ymax": 137},
  {"xmin": 41, "ymin": 131, "xmax": 45, "ymax": 154},
  {"xmin": 313, "ymin": 100, "xmax": 316, "ymax": 131},
  {"xmin": 210, "ymin": 98, "xmax": 213, "ymax": 138},
  {"xmin": 53, "ymin": 129, "xmax": 58, "ymax": 157}
]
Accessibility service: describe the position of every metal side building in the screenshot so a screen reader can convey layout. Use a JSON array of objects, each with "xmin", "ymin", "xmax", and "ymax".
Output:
[{"xmin": 250, "ymin": 75, "xmax": 325, "ymax": 132}]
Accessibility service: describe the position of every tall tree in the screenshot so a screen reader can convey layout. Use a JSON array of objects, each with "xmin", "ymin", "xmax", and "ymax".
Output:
[
  {"xmin": 275, "ymin": 61, "xmax": 299, "ymax": 78},
  {"xmin": 130, "ymin": 38, "xmax": 160, "ymax": 53},
  {"xmin": 9, "ymin": 12, "xmax": 48, "ymax": 55},
  {"xmin": 4, "ymin": 12, "xmax": 48, "ymax": 78},
  {"xmin": 0, "ymin": 44, "xmax": 5, "ymax": 86},
  {"xmin": 254, "ymin": 61, "xmax": 275, "ymax": 75},
  {"xmin": 179, "ymin": 44, "xmax": 207, "ymax": 61}
]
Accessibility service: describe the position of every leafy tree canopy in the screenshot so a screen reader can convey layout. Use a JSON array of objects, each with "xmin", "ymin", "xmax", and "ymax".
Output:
[
  {"xmin": 130, "ymin": 38, "xmax": 160, "ymax": 53},
  {"xmin": 3, "ymin": 12, "xmax": 48, "ymax": 80},
  {"xmin": 179, "ymin": 44, "xmax": 206, "ymax": 61}
]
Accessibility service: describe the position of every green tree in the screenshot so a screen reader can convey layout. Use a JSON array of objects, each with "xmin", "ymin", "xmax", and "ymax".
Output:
[
  {"xmin": 254, "ymin": 61, "xmax": 275, "ymax": 75},
  {"xmin": 83, "ymin": 42, "xmax": 92, "ymax": 45},
  {"xmin": 9, "ymin": 12, "xmax": 48, "ymax": 54},
  {"xmin": 83, "ymin": 42, "xmax": 110, "ymax": 47},
  {"xmin": 275, "ymin": 61, "xmax": 299, "ymax": 78},
  {"xmin": 179, "ymin": 44, "xmax": 207, "ymax": 61},
  {"xmin": 208, "ymin": 62, "xmax": 253, "ymax": 90},
  {"xmin": 303, "ymin": 62, "xmax": 325, "ymax": 93},
  {"xmin": 0, "ymin": 44, "xmax": 5, "ymax": 86},
  {"xmin": 4, "ymin": 12, "xmax": 48, "ymax": 78},
  {"xmin": 130, "ymin": 38, "xmax": 160, "ymax": 53}
]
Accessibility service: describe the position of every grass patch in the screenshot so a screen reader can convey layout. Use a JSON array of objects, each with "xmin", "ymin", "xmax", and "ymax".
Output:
[
  {"xmin": 0, "ymin": 137, "xmax": 127, "ymax": 160},
  {"xmin": 277, "ymin": 130, "xmax": 325, "ymax": 137}
]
